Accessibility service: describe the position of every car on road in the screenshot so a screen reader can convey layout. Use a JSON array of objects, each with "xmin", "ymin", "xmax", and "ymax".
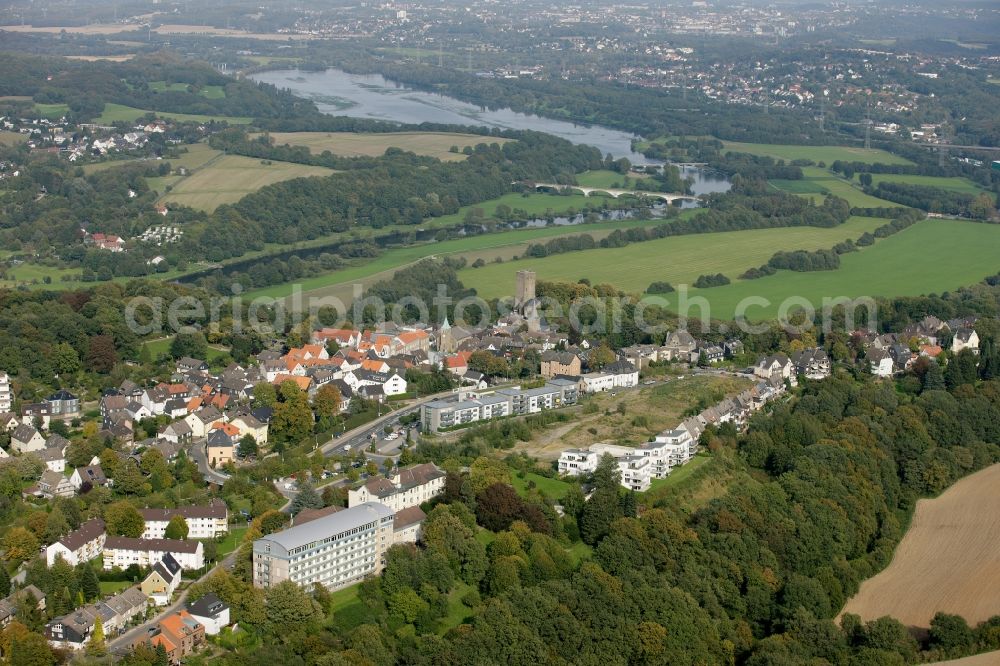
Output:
[{"xmin": 343, "ymin": 444, "xmax": 352, "ymax": 451}]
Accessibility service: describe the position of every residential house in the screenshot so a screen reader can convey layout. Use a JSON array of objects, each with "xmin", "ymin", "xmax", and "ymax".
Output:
[
  {"xmin": 133, "ymin": 609, "xmax": 206, "ymax": 662},
  {"xmin": 70, "ymin": 465, "xmax": 109, "ymax": 491},
  {"xmin": 953, "ymin": 328, "xmax": 980, "ymax": 354},
  {"xmin": 791, "ymin": 348, "xmax": 831, "ymax": 380},
  {"xmin": 184, "ymin": 406, "xmax": 222, "ymax": 439},
  {"xmin": 579, "ymin": 360, "xmax": 639, "ymax": 393},
  {"xmin": 869, "ymin": 349, "xmax": 895, "ymax": 377},
  {"xmin": 46, "ymin": 518, "xmax": 106, "ymax": 566},
  {"xmin": 0, "ymin": 585, "xmax": 46, "ymax": 628},
  {"xmin": 207, "ymin": 426, "xmax": 238, "ymax": 467},
  {"xmin": 754, "ymin": 354, "xmax": 796, "ymax": 384},
  {"xmin": 540, "ymin": 351, "xmax": 581, "ymax": 378},
  {"xmin": 228, "ymin": 412, "xmax": 268, "ymax": 444},
  {"xmin": 45, "ymin": 390, "xmax": 80, "ymax": 417},
  {"xmin": 11, "ymin": 424, "xmax": 45, "ymax": 453},
  {"xmin": 186, "ymin": 593, "xmax": 230, "ymax": 635},
  {"xmin": 40, "ymin": 435, "xmax": 69, "ymax": 472},
  {"xmin": 103, "ymin": 537, "xmax": 204, "ymax": 571},
  {"xmin": 347, "ymin": 463, "xmax": 446, "ymax": 512},
  {"xmin": 140, "ymin": 553, "xmax": 183, "ymax": 606},
  {"xmin": 160, "ymin": 420, "xmax": 193, "ymax": 445},
  {"xmin": 661, "ymin": 330, "xmax": 697, "ymax": 361},
  {"xmin": 37, "ymin": 470, "xmax": 75, "ymax": 499},
  {"xmin": 557, "ymin": 449, "xmax": 600, "ymax": 476},
  {"xmin": 21, "ymin": 402, "xmax": 51, "ymax": 429},
  {"xmin": 176, "ymin": 357, "xmax": 208, "ymax": 373}
]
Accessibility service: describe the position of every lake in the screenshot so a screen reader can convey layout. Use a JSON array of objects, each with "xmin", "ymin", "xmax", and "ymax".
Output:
[{"xmin": 251, "ymin": 67, "xmax": 727, "ymax": 197}]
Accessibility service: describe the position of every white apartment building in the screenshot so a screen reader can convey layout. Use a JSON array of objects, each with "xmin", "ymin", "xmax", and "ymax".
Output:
[
  {"xmin": 0, "ymin": 372, "xmax": 12, "ymax": 413},
  {"xmin": 140, "ymin": 500, "xmax": 229, "ymax": 540},
  {"xmin": 347, "ymin": 463, "xmax": 445, "ymax": 512},
  {"xmin": 103, "ymin": 537, "xmax": 205, "ymax": 571},
  {"xmin": 252, "ymin": 502, "xmax": 395, "ymax": 592},
  {"xmin": 617, "ymin": 454, "xmax": 652, "ymax": 492},
  {"xmin": 557, "ymin": 449, "xmax": 600, "ymax": 476},
  {"xmin": 46, "ymin": 518, "xmax": 106, "ymax": 567}
]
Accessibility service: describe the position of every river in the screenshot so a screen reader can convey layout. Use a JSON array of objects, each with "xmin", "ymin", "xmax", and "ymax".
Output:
[{"xmin": 249, "ymin": 68, "xmax": 729, "ymax": 196}]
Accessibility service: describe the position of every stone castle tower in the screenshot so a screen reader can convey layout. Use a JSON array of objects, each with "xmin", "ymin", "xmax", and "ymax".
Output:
[{"xmin": 515, "ymin": 270, "xmax": 536, "ymax": 311}]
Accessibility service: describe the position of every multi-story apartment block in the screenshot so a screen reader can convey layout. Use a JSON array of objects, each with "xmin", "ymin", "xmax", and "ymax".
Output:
[
  {"xmin": 348, "ymin": 463, "xmax": 445, "ymax": 512},
  {"xmin": 46, "ymin": 519, "xmax": 106, "ymax": 567},
  {"xmin": 557, "ymin": 449, "xmax": 600, "ymax": 476},
  {"xmin": 252, "ymin": 502, "xmax": 395, "ymax": 592},
  {"xmin": 103, "ymin": 537, "xmax": 204, "ymax": 571},
  {"xmin": 140, "ymin": 500, "xmax": 229, "ymax": 540},
  {"xmin": 421, "ymin": 380, "xmax": 577, "ymax": 432},
  {"xmin": 0, "ymin": 372, "xmax": 12, "ymax": 413}
]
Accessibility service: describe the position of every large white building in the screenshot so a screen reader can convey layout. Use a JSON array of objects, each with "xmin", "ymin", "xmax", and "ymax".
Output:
[
  {"xmin": 0, "ymin": 372, "xmax": 12, "ymax": 413},
  {"xmin": 46, "ymin": 518, "xmax": 106, "ymax": 567},
  {"xmin": 252, "ymin": 502, "xmax": 395, "ymax": 592},
  {"xmin": 421, "ymin": 380, "xmax": 578, "ymax": 432},
  {"xmin": 348, "ymin": 463, "xmax": 445, "ymax": 512},
  {"xmin": 579, "ymin": 360, "xmax": 640, "ymax": 394},
  {"xmin": 140, "ymin": 500, "xmax": 229, "ymax": 540},
  {"xmin": 103, "ymin": 537, "xmax": 205, "ymax": 571},
  {"xmin": 558, "ymin": 425, "xmax": 699, "ymax": 492}
]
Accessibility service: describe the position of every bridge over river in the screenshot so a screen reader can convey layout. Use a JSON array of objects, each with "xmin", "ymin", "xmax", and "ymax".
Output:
[{"xmin": 531, "ymin": 183, "xmax": 699, "ymax": 204}]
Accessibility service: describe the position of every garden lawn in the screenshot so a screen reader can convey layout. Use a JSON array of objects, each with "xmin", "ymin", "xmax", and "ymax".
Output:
[
  {"xmin": 99, "ymin": 580, "xmax": 132, "ymax": 595},
  {"xmin": 216, "ymin": 527, "xmax": 248, "ymax": 556},
  {"xmin": 510, "ymin": 472, "xmax": 573, "ymax": 501}
]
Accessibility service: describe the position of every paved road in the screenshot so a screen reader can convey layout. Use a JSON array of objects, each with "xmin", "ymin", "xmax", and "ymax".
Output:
[
  {"xmin": 188, "ymin": 438, "xmax": 231, "ymax": 486},
  {"xmin": 319, "ymin": 390, "xmax": 454, "ymax": 458}
]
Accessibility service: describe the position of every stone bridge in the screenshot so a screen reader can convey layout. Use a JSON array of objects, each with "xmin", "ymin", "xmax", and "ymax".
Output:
[{"xmin": 531, "ymin": 183, "xmax": 698, "ymax": 204}]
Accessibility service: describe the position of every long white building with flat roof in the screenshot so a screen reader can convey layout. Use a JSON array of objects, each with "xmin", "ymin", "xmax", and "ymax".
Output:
[{"xmin": 252, "ymin": 502, "xmax": 395, "ymax": 592}]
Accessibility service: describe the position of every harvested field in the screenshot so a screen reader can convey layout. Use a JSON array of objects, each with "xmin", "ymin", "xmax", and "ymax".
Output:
[
  {"xmin": 263, "ymin": 131, "xmax": 510, "ymax": 162},
  {"xmin": 159, "ymin": 154, "xmax": 333, "ymax": 212},
  {"xmin": 840, "ymin": 463, "xmax": 1000, "ymax": 629}
]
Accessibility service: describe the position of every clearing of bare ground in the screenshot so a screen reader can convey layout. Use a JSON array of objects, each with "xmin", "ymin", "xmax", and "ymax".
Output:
[
  {"xmin": 840, "ymin": 463, "xmax": 1000, "ymax": 629},
  {"xmin": 512, "ymin": 374, "xmax": 751, "ymax": 460}
]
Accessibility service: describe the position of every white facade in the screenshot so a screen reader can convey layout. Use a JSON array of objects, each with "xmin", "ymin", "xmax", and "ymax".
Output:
[
  {"xmin": 103, "ymin": 537, "xmax": 205, "ymax": 571},
  {"xmin": 140, "ymin": 502, "xmax": 229, "ymax": 540},
  {"xmin": 0, "ymin": 372, "xmax": 11, "ymax": 413},
  {"xmin": 253, "ymin": 502, "xmax": 395, "ymax": 592},
  {"xmin": 347, "ymin": 464, "xmax": 445, "ymax": 513},
  {"xmin": 46, "ymin": 519, "xmax": 106, "ymax": 567},
  {"xmin": 579, "ymin": 369, "xmax": 640, "ymax": 394},
  {"xmin": 557, "ymin": 449, "xmax": 599, "ymax": 476}
]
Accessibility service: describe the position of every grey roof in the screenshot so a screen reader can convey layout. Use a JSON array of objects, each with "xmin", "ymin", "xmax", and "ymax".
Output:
[
  {"xmin": 257, "ymin": 502, "xmax": 393, "ymax": 552},
  {"xmin": 12, "ymin": 424, "xmax": 40, "ymax": 443},
  {"xmin": 187, "ymin": 592, "xmax": 228, "ymax": 618}
]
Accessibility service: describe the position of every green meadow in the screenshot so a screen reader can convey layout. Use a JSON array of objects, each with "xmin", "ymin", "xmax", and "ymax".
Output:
[
  {"xmin": 95, "ymin": 102, "xmax": 251, "ymax": 125},
  {"xmin": 459, "ymin": 216, "xmax": 887, "ymax": 300},
  {"xmin": 722, "ymin": 141, "xmax": 912, "ymax": 166}
]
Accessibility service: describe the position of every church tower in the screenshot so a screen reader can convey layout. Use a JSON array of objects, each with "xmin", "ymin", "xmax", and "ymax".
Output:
[{"xmin": 438, "ymin": 316, "xmax": 455, "ymax": 354}]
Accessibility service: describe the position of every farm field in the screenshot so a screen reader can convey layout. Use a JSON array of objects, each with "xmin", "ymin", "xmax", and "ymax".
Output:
[
  {"xmin": 458, "ymin": 215, "xmax": 886, "ymax": 300},
  {"xmin": 840, "ymin": 463, "xmax": 1000, "ymax": 629},
  {"xmin": 510, "ymin": 375, "xmax": 750, "ymax": 460},
  {"xmin": 0, "ymin": 262, "xmax": 81, "ymax": 290},
  {"xmin": 423, "ymin": 191, "xmax": 618, "ymax": 229},
  {"xmin": 95, "ymin": 102, "xmax": 251, "ymax": 125},
  {"xmin": 927, "ymin": 652, "xmax": 1000, "ymax": 665},
  {"xmin": 0, "ymin": 131, "xmax": 26, "ymax": 146},
  {"xmin": 159, "ymin": 154, "xmax": 333, "ymax": 212},
  {"xmin": 722, "ymin": 141, "xmax": 913, "ymax": 165},
  {"xmin": 857, "ymin": 173, "xmax": 990, "ymax": 197},
  {"xmin": 262, "ymin": 131, "xmax": 510, "ymax": 162},
  {"xmin": 64, "ymin": 54, "xmax": 134, "ymax": 62},
  {"xmin": 784, "ymin": 167, "xmax": 905, "ymax": 208},
  {"xmin": 686, "ymin": 218, "xmax": 1000, "ymax": 320},
  {"xmin": 246, "ymin": 215, "xmax": 676, "ymax": 301}
]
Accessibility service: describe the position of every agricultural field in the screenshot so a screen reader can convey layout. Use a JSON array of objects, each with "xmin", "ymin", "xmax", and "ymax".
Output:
[
  {"xmin": 509, "ymin": 375, "xmax": 750, "ymax": 460},
  {"xmin": 458, "ymin": 215, "xmax": 886, "ymax": 300},
  {"xmin": 856, "ymin": 173, "xmax": 991, "ymax": 197},
  {"xmin": 928, "ymin": 652, "xmax": 1000, "ymax": 666},
  {"xmin": 722, "ymin": 141, "xmax": 913, "ymax": 165},
  {"xmin": 64, "ymin": 54, "xmax": 134, "ymax": 62},
  {"xmin": 159, "ymin": 154, "xmax": 333, "ymax": 212},
  {"xmin": 840, "ymin": 463, "xmax": 1000, "ymax": 629},
  {"xmin": 782, "ymin": 168, "xmax": 905, "ymax": 208},
  {"xmin": 0, "ymin": 131, "xmax": 26, "ymax": 146},
  {"xmin": 262, "ymin": 131, "xmax": 510, "ymax": 162},
  {"xmin": 686, "ymin": 218, "xmax": 1000, "ymax": 320},
  {"xmin": 424, "ymin": 191, "xmax": 613, "ymax": 229},
  {"xmin": 247, "ymin": 215, "xmax": 675, "ymax": 301},
  {"xmin": 0, "ymin": 262, "xmax": 81, "ymax": 290},
  {"xmin": 95, "ymin": 102, "xmax": 251, "ymax": 125}
]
